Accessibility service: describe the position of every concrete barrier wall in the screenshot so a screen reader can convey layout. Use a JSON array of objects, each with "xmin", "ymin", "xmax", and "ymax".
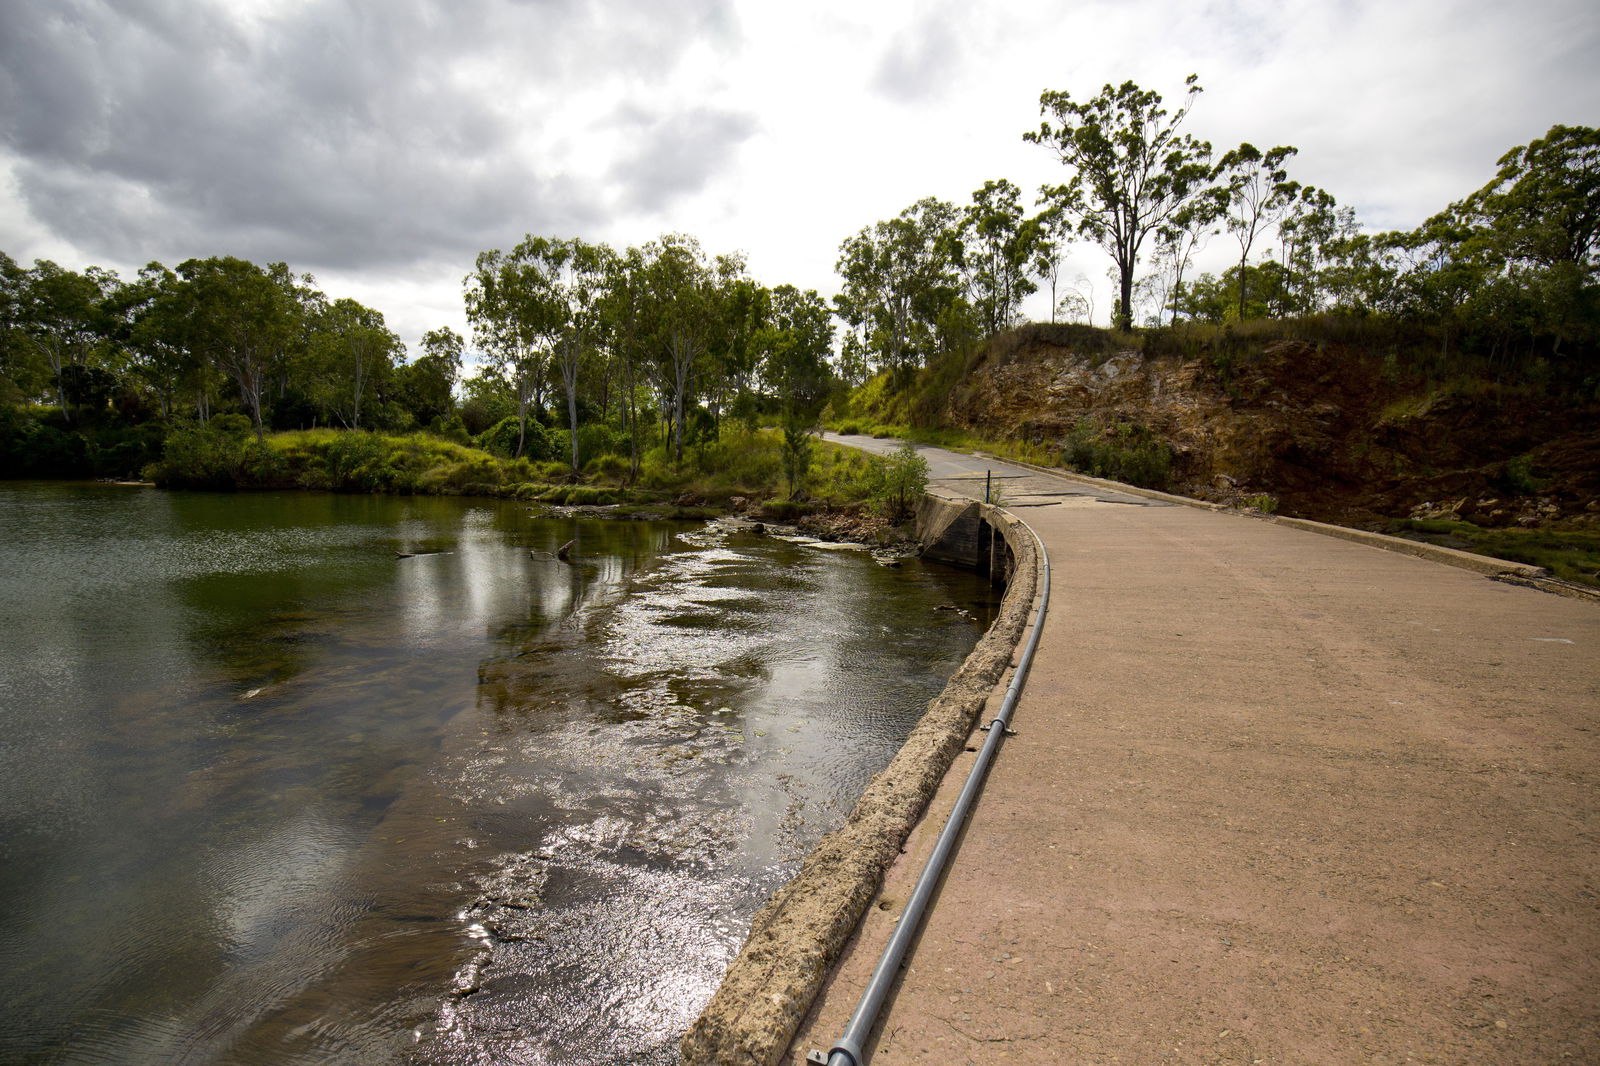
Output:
[
  {"xmin": 916, "ymin": 493, "xmax": 1016, "ymax": 584},
  {"xmin": 681, "ymin": 496, "xmax": 1038, "ymax": 1064}
]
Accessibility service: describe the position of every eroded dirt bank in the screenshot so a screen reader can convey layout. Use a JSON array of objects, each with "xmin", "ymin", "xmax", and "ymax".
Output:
[{"xmin": 946, "ymin": 323, "xmax": 1600, "ymax": 530}]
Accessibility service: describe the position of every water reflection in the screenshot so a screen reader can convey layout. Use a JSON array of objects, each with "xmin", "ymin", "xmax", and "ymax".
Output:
[{"xmin": 0, "ymin": 484, "xmax": 997, "ymax": 1065}]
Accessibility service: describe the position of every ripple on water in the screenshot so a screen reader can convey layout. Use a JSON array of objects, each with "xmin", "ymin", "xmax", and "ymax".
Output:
[{"xmin": 0, "ymin": 488, "xmax": 999, "ymax": 1065}]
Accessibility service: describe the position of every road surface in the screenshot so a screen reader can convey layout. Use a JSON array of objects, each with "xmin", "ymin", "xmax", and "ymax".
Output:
[{"xmin": 791, "ymin": 436, "xmax": 1600, "ymax": 1065}]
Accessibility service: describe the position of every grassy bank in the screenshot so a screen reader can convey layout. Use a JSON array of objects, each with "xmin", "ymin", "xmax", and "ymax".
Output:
[
  {"xmin": 140, "ymin": 417, "xmax": 925, "ymax": 529},
  {"xmin": 1384, "ymin": 519, "xmax": 1600, "ymax": 588}
]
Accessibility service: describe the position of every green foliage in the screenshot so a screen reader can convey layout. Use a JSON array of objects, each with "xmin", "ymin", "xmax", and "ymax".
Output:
[
  {"xmin": 960, "ymin": 178, "xmax": 1044, "ymax": 335},
  {"xmin": 576, "ymin": 422, "xmax": 628, "ymax": 462},
  {"xmin": 147, "ymin": 418, "xmax": 286, "ymax": 490},
  {"xmin": 1499, "ymin": 453, "xmax": 1548, "ymax": 496},
  {"xmin": 1241, "ymin": 492, "xmax": 1278, "ymax": 513},
  {"xmin": 872, "ymin": 441, "xmax": 930, "ymax": 521},
  {"xmin": 1387, "ymin": 519, "xmax": 1600, "ymax": 588},
  {"xmin": 780, "ymin": 425, "xmax": 814, "ymax": 498},
  {"xmin": 458, "ymin": 371, "xmax": 515, "ymax": 435},
  {"xmin": 1027, "ymin": 75, "xmax": 1215, "ymax": 330},
  {"xmin": 0, "ymin": 406, "xmax": 89, "ymax": 476},
  {"xmin": 475, "ymin": 415, "xmax": 556, "ymax": 461},
  {"xmin": 1061, "ymin": 416, "xmax": 1173, "ymax": 489},
  {"xmin": 834, "ymin": 197, "xmax": 970, "ymax": 375}
]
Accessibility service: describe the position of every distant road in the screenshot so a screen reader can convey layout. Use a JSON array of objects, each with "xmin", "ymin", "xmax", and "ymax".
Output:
[{"xmin": 818, "ymin": 432, "xmax": 1159, "ymax": 507}]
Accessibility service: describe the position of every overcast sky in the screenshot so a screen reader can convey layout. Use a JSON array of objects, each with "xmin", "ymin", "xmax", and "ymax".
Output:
[{"xmin": 3, "ymin": 0, "xmax": 1596, "ymax": 356}]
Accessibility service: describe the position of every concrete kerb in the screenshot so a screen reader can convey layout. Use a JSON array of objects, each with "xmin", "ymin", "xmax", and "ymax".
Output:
[
  {"xmin": 971, "ymin": 451, "xmax": 1549, "ymax": 581},
  {"xmin": 680, "ymin": 496, "xmax": 1041, "ymax": 1065}
]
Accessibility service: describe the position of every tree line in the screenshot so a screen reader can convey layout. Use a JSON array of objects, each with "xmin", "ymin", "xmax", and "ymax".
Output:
[
  {"xmin": 0, "ymin": 238, "xmax": 837, "ymax": 489},
  {"xmin": 838, "ymin": 75, "xmax": 1597, "ymax": 385},
  {"xmin": 2, "ymin": 74, "xmax": 1594, "ymax": 484}
]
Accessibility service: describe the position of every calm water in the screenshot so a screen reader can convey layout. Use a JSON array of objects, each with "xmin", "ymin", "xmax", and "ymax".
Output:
[{"xmin": 0, "ymin": 483, "xmax": 997, "ymax": 1065}]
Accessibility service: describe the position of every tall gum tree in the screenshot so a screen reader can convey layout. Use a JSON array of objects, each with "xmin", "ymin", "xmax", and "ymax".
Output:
[
  {"xmin": 464, "ymin": 241, "xmax": 564, "ymax": 458},
  {"xmin": 959, "ymin": 178, "xmax": 1043, "ymax": 336},
  {"xmin": 1026, "ymin": 74, "xmax": 1215, "ymax": 330},
  {"xmin": 834, "ymin": 197, "xmax": 962, "ymax": 377},
  {"xmin": 176, "ymin": 256, "xmax": 301, "ymax": 439},
  {"xmin": 639, "ymin": 234, "xmax": 719, "ymax": 463},
  {"xmin": 316, "ymin": 298, "xmax": 401, "ymax": 430},
  {"xmin": 1217, "ymin": 143, "xmax": 1301, "ymax": 319}
]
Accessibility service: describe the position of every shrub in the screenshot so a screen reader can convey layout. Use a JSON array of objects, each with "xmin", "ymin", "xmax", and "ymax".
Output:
[
  {"xmin": 872, "ymin": 442, "xmax": 928, "ymax": 521},
  {"xmin": 780, "ymin": 425, "xmax": 815, "ymax": 499},
  {"xmin": 1061, "ymin": 417, "xmax": 1173, "ymax": 490},
  {"xmin": 317, "ymin": 431, "xmax": 391, "ymax": 492},
  {"xmin": 147, "ymin": 420, "xmax": 285, "ymax": 490},
  {"xmin": 1241, "ymin": 492, "xmax": 1278, "ymax": 513},
  {"xmin": 584, "ymin": 453, "xmax": 631, "ymax": 481},
  {"xmin": 475, "ymin": 415, "xmax": 553, "ymax": 461}
]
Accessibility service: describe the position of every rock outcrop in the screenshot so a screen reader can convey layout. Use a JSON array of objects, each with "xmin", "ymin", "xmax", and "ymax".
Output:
[{"xmin": 944, "ymin": 324, "xmax": 1600, "ymax": 528}]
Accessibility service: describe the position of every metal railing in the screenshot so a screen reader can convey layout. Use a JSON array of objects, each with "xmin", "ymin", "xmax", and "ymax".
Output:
[{"xmin": 815, "ymin": 516, "xmax": 1051, "ymax": 1066}]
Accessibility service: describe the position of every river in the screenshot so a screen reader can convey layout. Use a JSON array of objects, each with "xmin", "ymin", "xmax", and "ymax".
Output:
[{"xmin": 0, "ymin": 483, "xmax": 998, "ymax": 1065}]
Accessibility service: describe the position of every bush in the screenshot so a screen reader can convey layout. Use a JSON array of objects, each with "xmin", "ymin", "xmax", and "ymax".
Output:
[
  {"xmin": 147, "ymin": 420, "xmax": 286, "ymax": 490},
  {"xmin": 475, "ymin": 415, "xmax": 553, "ymax": 461},
  {"xmin": 584, "ymin": 453, "xmax": 631, "ymax": 481},
  {"xmin": 0, "ymin": 407, "xmax": 90, "ymax": 477},
  {"xmin": 576, "ymin": 423, "xmax": 627, "ymax": 464},
  {"xmin": 316, "ymin": 432, "xmax": 392, "ymax": 492},
  {"xmin": 1061, "ymin": 417, "xmax": 1173, "ymax": 490},
  {"xmin": 872, "ymin": 441, "xmax": 928, "ymax": 521}
]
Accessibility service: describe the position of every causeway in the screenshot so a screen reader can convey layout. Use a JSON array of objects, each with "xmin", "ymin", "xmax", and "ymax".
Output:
[{"xmin": 789, "ymin": 436, "xmax": 1600, "ymax": 1065}]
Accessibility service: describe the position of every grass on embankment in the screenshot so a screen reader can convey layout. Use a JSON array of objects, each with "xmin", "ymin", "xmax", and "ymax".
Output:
[{"xmin": 1384, "ymin": 519, "xmax": 1600, "ymax": 589}]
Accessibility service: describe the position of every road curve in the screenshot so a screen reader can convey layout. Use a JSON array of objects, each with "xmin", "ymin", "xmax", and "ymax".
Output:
[{"xmin": 792, "ymin": 436, "xmax": 1600, "ymax": 1065}]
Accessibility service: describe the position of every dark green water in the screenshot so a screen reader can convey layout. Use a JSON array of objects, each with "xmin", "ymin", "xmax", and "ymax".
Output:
[{"xmin": 0, "ymin": 483, "xmax": 998, "ymax": 1065}]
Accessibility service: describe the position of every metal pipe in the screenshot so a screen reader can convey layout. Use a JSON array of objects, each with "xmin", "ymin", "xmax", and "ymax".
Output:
[{"xmin": 823, "ymin": 517, "xmax": 1052, "ymax": 1066}]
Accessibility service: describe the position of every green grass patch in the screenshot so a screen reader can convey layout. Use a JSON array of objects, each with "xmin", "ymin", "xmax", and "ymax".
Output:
[{"xmin": 1385, "ymin": 519, "xmax": 1600, "ymax": 588}]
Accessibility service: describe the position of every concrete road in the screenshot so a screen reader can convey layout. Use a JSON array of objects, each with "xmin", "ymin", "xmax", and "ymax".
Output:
[
  {"xmin": 792, "ymin": 437, "xmax": 1600, "ymax": 1065},
  {"xmin": 820, "ymin": 432, "xmax": 1160, "ymax": 508}
]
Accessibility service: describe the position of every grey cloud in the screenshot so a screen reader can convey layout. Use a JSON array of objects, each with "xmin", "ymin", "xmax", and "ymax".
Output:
[
  {"xmin": 871, "ymin": 16, "xmax": 960, "ymax": 104},
  {"xmin": 604, "ymin": 104, "xmax": 758, "ymax": 214},
  {"xmin": 0, "ymin": 0, "xmax": 742, "ymax": 272}
]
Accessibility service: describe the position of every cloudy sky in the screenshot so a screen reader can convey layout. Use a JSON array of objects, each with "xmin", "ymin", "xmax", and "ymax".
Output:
[{"xmin": 2, "ymin": 0, "xmax": 1596, "ymax": 355}]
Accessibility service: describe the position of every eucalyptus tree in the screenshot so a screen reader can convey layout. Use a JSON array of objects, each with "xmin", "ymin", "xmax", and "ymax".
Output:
[
  {"xmin": 14, "ymin": 260, "xmax": 114, "ymax": 419},
  {"xmin": 594, "ymin": 244, "xmax": 650, "ymax": 476},
  {"xmin": 1026, "ymin": 75, "xmax": 1216, "ymax": 330},
  {"xmin": 1461, "ymin": 123, "xmax": 1599, "ymax": 357},
  {"xmin": 758, "ymin": 284, "xmax": 834, "ymax": 496},
  {"xmin": 1276, "ymin": 187, "xmax": 1351, "ymax": 313},
  {"xmin": 1151, "ymin": 182, "xmax": 1229, "ymax": 325},
  {"xmin": 707, "ymin": 271, "xmax": 769, "ymax": 431},
  {"xmin": 545, "ymin": 238, "xmax": 610, "ymax": 475},
  {"xmin": 0, "ymin": 252, "xmax": 30, "ymax": 403},
  {"xmin": 959, "ymin": 178, "xmax": 1043, "ymax": 336},
  {"xmin": 1466, "ymin": 124, "xmax": 1599, "ymax": 278},
  {"xmin": 175, "ymin": 256, "xmax": 302, "ymax": 439},
  {"xmin": 119, "ymin": 262, "xmax": 198, "ymax": 419},
  {"xmin": 1030, "ymin": 203, "xmax": 1073, "ymax": 324},
  {"xmin": 464, "ymin": 241, "xmax": 562, "ymax": 458},
  {"xmin": 395, "ymin": 327, "xmax": 463, "ymax": 428},
  {"xmin": 1217, "ymin": 143, "xmax": 1301, "ymax": 319},
  {"xmin": 315, "ymin": 297, "xmax": 401, "ymax": 430},
  {"xmin": 638, "ymin": 234, "xmax": 722, "ymax": 462},
  {"xmin": 834, "ymin": 197, "xmax": 963, "ymax": 376}
]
